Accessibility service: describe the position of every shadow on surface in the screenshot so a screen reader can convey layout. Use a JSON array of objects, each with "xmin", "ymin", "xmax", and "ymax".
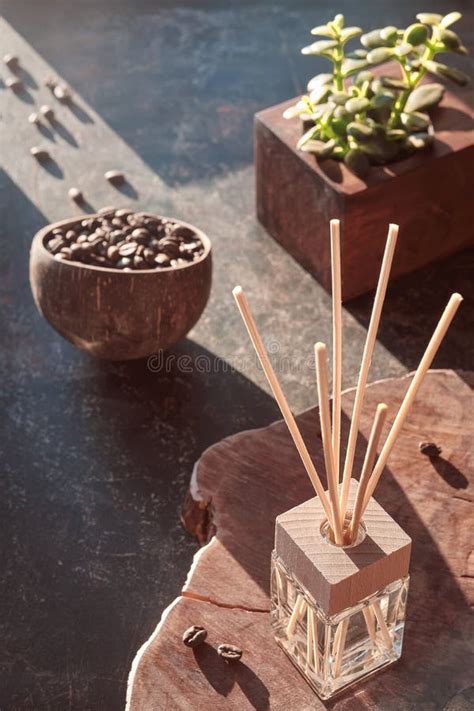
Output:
[{"xmin": 347, "ymin": 248, "xmax": 474, "ymax": 381}]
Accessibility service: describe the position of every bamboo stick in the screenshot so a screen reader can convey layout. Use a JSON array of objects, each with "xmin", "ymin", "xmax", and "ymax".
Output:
[
  {"xmin": 287, "ymin": 594, "xmax": 306, "ymax": 636},
  {"xmin": 315, "ymin": 343, "xmax": 343, "ymax": 545},
  {"xmin": 333, "ymin": 618, "xmax": 349, "ymax": 676},
  {"xmin": 362, "ymin": 292, "xmax": 463, "ymax": 511},
  {"xmin": 339, "ymin": 224, "xmax": 399, "ymax": 525},
  {"xmin": 306, "ymin": 606, "xmax": 314, "ymax": 674},
  {"xmin": 330, "ymin": 219, "xmax": 342, "ymax": 483},
  {"xmin": 362, "ymin": 607, "xmax": 377, "ymax": 646},
  {"xmin": 233, "ymin": 286, "xmax": 334, "ymax": 525},
  {"xmin": 373, "ymin": 600, "xmax": 392, "ymax": 651},
  {"xmin": 348, "ymin": 403, "xmax": 388, "ymax": 543}
]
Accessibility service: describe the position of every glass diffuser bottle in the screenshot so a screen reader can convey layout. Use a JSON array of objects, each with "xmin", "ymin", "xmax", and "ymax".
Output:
[{"xmin": 270, "ymin": 479, "xmax": 411, "ymax": 700}]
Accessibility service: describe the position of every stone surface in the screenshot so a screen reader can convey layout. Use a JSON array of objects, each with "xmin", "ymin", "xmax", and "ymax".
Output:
[{"xmin": 0, "ymin": 2, "xmax": 473, "ymax": 709}]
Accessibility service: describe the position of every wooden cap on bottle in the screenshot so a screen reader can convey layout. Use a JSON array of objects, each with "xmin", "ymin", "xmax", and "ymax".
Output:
[{"xmin": 275, "ymin": 479, "xmax": 411, "ymax": 616}]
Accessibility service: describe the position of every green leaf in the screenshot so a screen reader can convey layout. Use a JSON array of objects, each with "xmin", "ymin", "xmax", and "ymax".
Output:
[
  {"xmin": 405, "ymin": 83, "xmax": 445, "ymax": 112},
  {"xmin": 416, "ymin": 13, "xmax": 443, "ymax": 25},
  {"xmin": 297, "ymin": 124, "xmax": 320, "ymax": 149},
  {"xmin": 307, "ymin": 73, "xmax": 333, "ymax": 91},
  {"xmin": 355, "ymin": 70, "xmax": 374, "ymax": 86},
  {"xmin": 309, "ymin": 85, "xmax": 331, "ymax": 105},
  {"xmin": 283, "ymin": 101, "xmax": 306, "ymax": 119},
  {"xmin": 340, "ymin": 26, "xmax": 363, "ymax": 42},
  {"xmin": 333, "ymin": 105, "xmax": 350, "ymax": 119},
  {"xmin": 406, "ymin": 131, "xmax": 433, "ymax": 149},
  {"xmin": 439, "ymin": 27, "xmax": 462, "ymax": 51},
  {"xmin": 310, "ymin": 24, "xmax": 336, "ymax": 37},
  {"xmin": 331, "ymin": 91, "xmax": 350, "ymax": 105},
  {"xmin": 347, "ymin": 121, "xmax": 374, "ymax": 141},
  {"xmin": 386, "ymin": 129, "xmax": 407, "ymax": 140},
  {"xmin": 341, "ymin": 58, "xmax": 369, "ymax": 77},
  {"xmin": 423, "ymin": 60, "xmax": 470, "ymax": 86},
  {"xmin": 301, "ymin": 39, "xmax": 338, "ymax": 55},
  {"xmin": 344, "ymin": 148, "xmax": 370, "ymax": 177},
  {"xmin": 332, "ymin": 118, "xmax": 348, "ymax": 136},
  {"xmin": 345, "ymin": 96, "xmax": 370, "ymax": 113},
  {"xmin": 332, "ymin": 14, "xmax": 345, "ymax": 29},
  {"xmin": 380, "ymin": 76, "xmax": 407, "ymax": 90},
  {"xmin": 300, "ymin": 138, "xmax": 337, "ymax": 156},
  {"xmin": 367, "ymin": 47, "xmax": 394, "ymax": 65},
  {"xmin": 395, "ymin": 42, "xmax": 415, "ymax": 57},
  {"xmin": 380, "ymin": 26, "xmax": 398, "ymax": 43},
  {"xmin": 401, "ymin": 111, "xmax": 430, "ymax": 130},
  {"xmin": 441, "ymin": 11, "xmax": 462, "ymax": 28},
  {"xmin": 361, "ymin": 29, "xmax": 392, "ymax": 49},
  {"xmin": 370, "ymin": 92, "xmax": 395, "ymax": 109},
  {"xmin": 347, "ymin": 48, "xmax": 368, "ymax": 59},
  {"xmin": 403, "ymin": 23, "xmax": 429, "ymax": 46},
  {"xmin": 360, "ymin": 135, "xmax": 400, "ymax": 163}
]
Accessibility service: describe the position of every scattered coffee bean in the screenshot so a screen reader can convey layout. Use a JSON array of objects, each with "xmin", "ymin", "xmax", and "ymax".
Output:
[
  {"xmin": 30, "ymin": 146, "xmax": 50, "ymax": 162},
  {"xmin": 68, "ymin": 187, "xmax": 84, "ymax": 204},
  {"xmin": 40, "ymin": 105, "xmax": 55, "ymax": 121},
  {"xmin": 182, "ymin": 625, "xmax": 207, "ymax": 648},
  {"xmin": 6, "ymin": 76, "xmax": 23, "ymax": 91},
  {"xmin": 44, "ymin": 209, "xmax": 204, "ymax": 271},
  {"xmin": 54, "ymin": 84, "xmax": 72, "ymax": 102},
  {"xmin": 4, "ymin": 53, "xmax": 19, "ymax": 69},
  {"xmin": 28, "ymin": 112, "xmax": 40, "ymax": 125},
  {"xmin": 105, "ymin": 170, "xmax": 125, "ymax": 186},
  {"xmin": 419, "ymin": 441, "xmax": 442, "ymax": 458},
  {"xmin": 217, "ymin": 644, "xmax": 243, "ymax": 661}
]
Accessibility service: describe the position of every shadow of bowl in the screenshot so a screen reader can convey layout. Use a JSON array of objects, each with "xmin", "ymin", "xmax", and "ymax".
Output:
[{"xmin": 29, "ymin": 213, "xmax": 212, "ymax": 360}]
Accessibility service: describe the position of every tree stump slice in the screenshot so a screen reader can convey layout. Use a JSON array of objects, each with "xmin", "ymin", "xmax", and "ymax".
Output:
[{"xmin": 127, "ymin": 370, "xmax": 473, "ymax": 710}]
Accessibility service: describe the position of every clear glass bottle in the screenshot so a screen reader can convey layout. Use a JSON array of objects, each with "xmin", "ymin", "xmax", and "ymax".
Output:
[
  {"xmin": 271, "ymin": 480, "xmax": 411, "ymax": 700},
  {"xmin": 270, "ymin": 552, "xmax": 409, "ymax": 700}
]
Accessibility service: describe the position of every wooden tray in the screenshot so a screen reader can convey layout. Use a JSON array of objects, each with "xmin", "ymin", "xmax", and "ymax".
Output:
[{"xmin": 127, "ymin": 370, "xmax": 473, "ymax": 710}]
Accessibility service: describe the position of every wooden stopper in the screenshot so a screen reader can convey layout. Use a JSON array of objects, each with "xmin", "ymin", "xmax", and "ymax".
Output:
[{"xmin": 275, "ymin": 479, "xmax": 411, "ymax": 616}]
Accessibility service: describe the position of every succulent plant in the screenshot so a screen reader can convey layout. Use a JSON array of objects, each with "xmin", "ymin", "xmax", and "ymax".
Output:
[{"xmin": 283, "ymin": 12, "xmax": 469, "ymax": 176}]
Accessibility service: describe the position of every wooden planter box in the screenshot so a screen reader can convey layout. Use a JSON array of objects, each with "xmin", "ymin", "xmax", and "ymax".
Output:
[{"xmin": 255, "ymin": 84, "xmax": 473, "ymax": 300}]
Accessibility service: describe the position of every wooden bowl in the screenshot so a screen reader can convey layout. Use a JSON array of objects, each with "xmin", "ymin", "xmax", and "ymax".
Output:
[{"xmin": 29, "ymin": 213, "xmax": 212, "ymax": 360}]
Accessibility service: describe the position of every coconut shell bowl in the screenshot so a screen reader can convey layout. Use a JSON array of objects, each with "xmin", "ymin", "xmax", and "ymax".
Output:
[{"xmin": 29, "ymin": 211, "xmax": 212, "ymax": 360}]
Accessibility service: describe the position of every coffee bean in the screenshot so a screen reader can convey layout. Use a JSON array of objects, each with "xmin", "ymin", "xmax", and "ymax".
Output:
[
  {"xmin": 54, "ymin": 84, "xmax": 72, "ymax": 102},
  {"xmin": 182, "ymin": 625, "xmax": 207, "ymax": 648},
  {"xmin": 118, "ymin": 242, "xmax": 138, "ymax": 257},
  {"xmin": 68, "ymin": 187, "xmax": 84, "ymax": 204},
  {"xmin": 155, "ymin": 253, "xmax": 171, "ymax": 267},
  {"xmin": 77, "ymin": 234, "xmax": 89, "ymax": 244},
  {"xmin": 48, "ymin": 237, "xmax": 65, "ymax": 254},
  {"xmin": 419, "ymin": 441, "xmax": 442, "ymax": 458},
  {"xmin": 115, "ymin": 208, "xmax": 133, "ymax": 218},
  {"xmin": 132, "ymin": 228, "xmax": 150, "ymax": 245},
  {"xmin": 52, "ymin": 228, "xmax": 65, "ymax": 236},
  {"xmin": 105, "ymin": 170, "xmax": 125, "ymax": 185},
  {"xmin": 107, "ymin": 245, "xmax": 120, "ymax": 262},
  {"xmin": 70, "ymin": 243, "xmax": 85, "ymax": 260},
  {"xmin": 133, "ymin": 255, "xmax": 147, "ymax": 269},
  {"xmin": 65, "ymin": 230, "xmax": 77, "ymax": 242},
  {"xmin": 40, "ymin": 105, "xmax": 55, "ymax": 121},
  {"xmin": 117, "ymin": 257, "xmax": 132, "ymax": 269},
  {"xmin": 6, "ymin": 76, "xmax": 23, "ymax": 91},
  {"xmin": 45, "ymin": 75, "xmax": 58, "ymax": 89},
  {"xmin": 60, "ymin": 247, "xmax": 72, "ymax": 260},
  {"xmin": 171, "ymin": 225, "xmax": 196, "ymax": 241},
  {"xmin": 143, "ymin": 248, "xmax": 156, "ymax": 266},
  {"xmin": 98, "ymin": 206, "xmax": 116, "ymax": 217},
  {"xmin": 109, "ymin": 230, "xmax": 124, "ymax": 245},
  {"xmin": 4, "ymin": 53, "xmax": 19, "ymax": 69},
  {"xmin": 29, "ymin": 112, "xmax": 41, "ymax": 125},
  {"xmin": 158, "ymin": 239, "xmax": 180, "ymax": 259},
  {"xmin": 31, "ymin": 147, "xmax": 50, "ymax": 162},
  {"xmin": 217, "ymin": 644, "xmax": 242, "ymax": 661}
]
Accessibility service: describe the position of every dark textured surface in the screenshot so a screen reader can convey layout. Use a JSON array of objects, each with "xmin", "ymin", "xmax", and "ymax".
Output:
[{"xmin": 0, "ymin": 1, "xmax": 473, "ymax": 709}]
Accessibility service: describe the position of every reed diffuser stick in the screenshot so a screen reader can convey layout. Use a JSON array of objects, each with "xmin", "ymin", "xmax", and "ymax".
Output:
[
  {"xmin": 315, "ymin": 343, "xmax": 343, "ymax": 544},
  {"xmin": 330, "ymin": 219, "xmax": 342, "ymax": 483},
  {"xmin": 339, "ymin": 224, "xmax": 399, "ymax": 525},
  {"xmin": 233, "ymin": 286, "xmax": 334, "ymax": 525},
  {"xmin": 348, "ymin": 403, "xmax": 388, "ymax": 543},
  {"xmin": 362, "ymin": 292, "xmax": 463, "ymax": 511}
]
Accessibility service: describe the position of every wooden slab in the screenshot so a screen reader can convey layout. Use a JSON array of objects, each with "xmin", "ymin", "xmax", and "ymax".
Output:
[{"xmin": 127, "ymin": 370, "xmax": 473, "ymax": 710}]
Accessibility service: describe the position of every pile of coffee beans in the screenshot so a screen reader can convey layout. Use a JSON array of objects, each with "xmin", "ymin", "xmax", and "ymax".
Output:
[{"xmin": 44, "ymin": 207, "xmax": 205, "ymax": 270}]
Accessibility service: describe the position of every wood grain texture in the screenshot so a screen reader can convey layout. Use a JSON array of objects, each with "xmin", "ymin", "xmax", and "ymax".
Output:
[
  {"xmin": 275, "ymin": 479, "xmax": 411, "ymax": 615},
  {"xmin": 128, "ymin": 370, "xmax": 473, "ymax": 710},
  {"xmin": 29, "ymin": 215, "xmax": 212, "ymax": 360},
  {"xmin": 255, "ymin": 74, "xmax": 474, "ymax": 300}
]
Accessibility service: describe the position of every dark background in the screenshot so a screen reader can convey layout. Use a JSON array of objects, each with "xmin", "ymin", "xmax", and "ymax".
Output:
[{"xmin": 0, "ymin": 1, "xmax": 472, "ymax": 709}]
